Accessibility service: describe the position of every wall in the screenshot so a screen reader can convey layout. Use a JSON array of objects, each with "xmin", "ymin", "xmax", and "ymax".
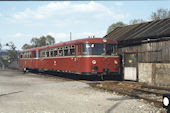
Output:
[
  {"xmin": 118, "ymin": 40, "xmax": 170, "ymax": 63},
  {"xmin": 154, "ymin": 63, "xmax": 170, "ymax": 86},
  {"xmin": 138, "ymin": 63, "xmax": 170, "ymax": 86},
  {"xmin": 138, "ymin": 63, "xmax": 153, "ymax": 85},
  {"xmin": 8, "ymin": 60, "xmax": 19, "ymax": 69}
]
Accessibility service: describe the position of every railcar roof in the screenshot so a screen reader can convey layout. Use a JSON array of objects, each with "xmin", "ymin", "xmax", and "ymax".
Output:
[{"xmin": 20, "ymin": 38, "xmax": 117, "ymax": 52}]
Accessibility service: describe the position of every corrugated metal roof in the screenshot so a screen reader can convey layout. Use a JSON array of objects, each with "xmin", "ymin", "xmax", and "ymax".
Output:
[{"xmin": 104, "ymin": 18, "xmax": 170, "ymax": 42}]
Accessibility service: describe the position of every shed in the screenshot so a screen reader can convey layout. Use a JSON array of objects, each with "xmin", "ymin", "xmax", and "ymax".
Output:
[{"xmin": 104, "ymin": 18, "xmax": 170, "ymax": 86}]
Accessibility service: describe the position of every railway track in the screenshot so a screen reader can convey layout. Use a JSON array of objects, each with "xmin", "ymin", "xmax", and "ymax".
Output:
[{"xmin": 87, "ymin": 81, "xmax": 170, "ymax": 108}]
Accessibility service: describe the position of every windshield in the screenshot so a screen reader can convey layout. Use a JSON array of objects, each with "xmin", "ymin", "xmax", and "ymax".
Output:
[
  {"xmin": 82, "ymin": 43, "xmax": 104, "ymax": 55},
  {"xmin": 106, "ymin": 44, "xmax": 117, "ymax": 56},
  {"xmin": 82, "ymin": 43, "xmax": 91, "ymax": 55},
  {"xmin": 82, "ymin": 43, "xmax": 117, "ymax": 56},
  {"xmin": 91, "ymin": 43, "xmax": 104, "ymax": 55}
]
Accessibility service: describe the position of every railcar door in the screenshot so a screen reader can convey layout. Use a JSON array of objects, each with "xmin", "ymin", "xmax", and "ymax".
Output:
[
  {"xmin": 123, "ymin": 53, "xmax": 137, "ymax": 81},
  {"xmin": 32, "ymin": 50, "xmax": 39, "ymax": 69},
  {"xmin": 74, "ymin": 44, "xmax": 82, "ymax": 73}
]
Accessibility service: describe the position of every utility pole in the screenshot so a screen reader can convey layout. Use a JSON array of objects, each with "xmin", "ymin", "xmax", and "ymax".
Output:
[{"xmin": 70, "ymin": 32, "xmax": 72, "ymax": 41}]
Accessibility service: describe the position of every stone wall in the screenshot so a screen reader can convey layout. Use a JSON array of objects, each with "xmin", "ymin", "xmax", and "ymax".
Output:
[{"xmin": 138, "ymin": 63, "xmax": 170, "ymax": 86}]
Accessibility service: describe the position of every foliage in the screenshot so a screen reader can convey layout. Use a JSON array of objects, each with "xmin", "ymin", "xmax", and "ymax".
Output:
[
  {"xmin": 0, "ymin": 43, "xmax": 1, "ymax": 50},
  {"xmin": 107, "ymin": 22, "xmax": 126, "ymax": 34},
  {"xmin": 151, "ymin": 8, "xmax": 170, "ymax": 20},
  {"xmin": 22, "ymin": 44, "xmax": 33, "ymax": 50},
  {"xmin": 129, "ymin": 19, "xmax": 144, "ymax": 25},
  {"xmin": 7, "ymin": 42, "xmax": 17, "ymax": 60},
  {"xmin": 22, "ymin": 35, "xmax": 55, "ymax": 50},
  {"xmin": 0, "ymin": 57, "xmax": 9, "ymax": 67}
]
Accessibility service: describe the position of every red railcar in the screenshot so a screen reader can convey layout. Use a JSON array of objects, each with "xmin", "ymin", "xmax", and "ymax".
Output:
[{"xmin": 19, "ymin": 38, "xmax": 120, "ymax": 78}]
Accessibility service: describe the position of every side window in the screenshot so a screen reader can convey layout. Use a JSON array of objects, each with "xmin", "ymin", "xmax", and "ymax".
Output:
[
  {"xmin": 46, "ymin": 50, "xmax": 49, "ymax": 57},
  {"xmin": 26, "ymin": 52, "xmax": 28, "ymax": 58},
  {"xmin": 28, "ymin": 52, "xmax": 31, "ymax": 58},
  {"xmin": 50, "ymin": 49, "xmax": 53, "ymax": 57},
  {"xmin": 35, "ymin": 51, "xmax": 39, "ymax": 58},
  {"xmin": 64, "ymin": 46, "xmax": 69, "ymax": 56},
  {"xmin": 41, "ymin": 50, "xmax": 45, "ymax": 57},
  {"xmin": 106, "ymin": 44, "xmax": 117, "ymax": 56},
  {"xmin": 59, "ymin": 47, "xmax": 63, "ymax": 56},
  {"xmin": 32, "ymin": 51, "xmax": 36, "ymax": 58},
  {"xmin": 70, "ymin": 45, "xmax": 75, "ymax": 56},
  {"xmin": 23, "ymin": 53, "xmax": 25, "ymax": 58},
  {"xmin": 20, "ymin": 53, "xmax": 23, "ymax": 58},
  {"xmin": 25, "ymin": 52, "xmax": 27, "ymax": 58},
  {"xmin": 54, "ymin": 48, "xmax": 58, "ymax": 57}
]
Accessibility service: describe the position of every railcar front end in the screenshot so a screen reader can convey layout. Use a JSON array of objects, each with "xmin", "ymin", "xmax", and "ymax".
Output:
[{"xmin": 74, "ymin": 40, "xmax": 120, "ymax": 78}]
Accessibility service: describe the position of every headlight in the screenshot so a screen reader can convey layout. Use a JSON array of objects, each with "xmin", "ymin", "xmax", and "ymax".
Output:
[
  {"xmin": 163, "ymin": 97, "xmax": 169, "ymax": 106},
  {"xmin": 92, "ymin": 60, "xmax": 96, "ymax": 64},
  {"xmin": 114, "ymin": 60, "xmax": 118, "ymax": 64}
]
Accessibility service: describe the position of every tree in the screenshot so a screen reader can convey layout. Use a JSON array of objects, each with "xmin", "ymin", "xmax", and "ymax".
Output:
[
  {"xmin": 31, "ymin": 37, "xmax": 40, "ymax": 47},
  {"xmin": 39, "ymin": 36, "xmax": 46, "ymax": 46},
  {"xmin": 22, "ymin": 44, "xmax": 33, "ymax": 50},
  {"xmin": 7, "ymin": 42, "xmax": 17, "ymax": 60},
  {"xmin": 0, "ymin": 43, "xmax": 2, "ymax": 50},
  {"xmin": 107, "ymin": 22, "xmax": 126, "ymax": 34},
  {"xmin": 22, "ymin": 35, "xmax": 55, "ymax": 50},
  {"xmin": 46, "ymin": 35, "xmax": 55, "ymax": 45},
  {"xmin": 151, "ymin": 8, "xmax": 170, "ymax": 20},
  {"xmin": 129, "ymin": 19, "xmax": 144, "ymax": 25}
]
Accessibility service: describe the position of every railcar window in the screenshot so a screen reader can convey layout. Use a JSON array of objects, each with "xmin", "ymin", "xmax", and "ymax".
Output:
[
  {"xmin": 20, "ymin": 54, "xmax": 23, "ymax": 58},
  {"xmin": 46, "ymin": 51, "xmax": 49, "ymax": 57},
  {"xmin": 26, "ymin": 53, "xmax": 27, "ymax": 58},
  {"xmin": 29, "ymin": 52, "xmax": 31, "ymax": 58},
  {"xmin": 35, "ymin": 51, "xmax": 39, "ymax": 58},
  {"xmin": 27, "ymin": 52, "xmax": 29, "ymax": 58},
  {"xmin": 82, "ymin": 43, "xmax": 90, "ymax": 55},
  {"xmin": 26, "ymin": 53, "xmax": 28, "ymax": 58},
  {"xmin": 24, "ymin": 53, "xmax": 26, "ymax": 58},
  {"xmin": 50, "ymin": 51, "xmax": 53, "ymax": 57},
  {"xmin": 64, "ymin": 46, "xmax": 69, "ymax": 56},
  {"xmin": 54, "ymin": 50, "xmax": 58, "ymax": 57},
  {"xmin": 91, "ymin": 43, "xmax": 104, "ymax": 55},
  {"xmin": 64, "ymin": 49, "xmax": 69, "ymax": 56},
  {"xmin": 59, "ymin": 49, "xmax": 63, "ymax": 56},
  {"xmin": 106, "ymin": 44, "xmax": 117, "ymax": 55},
  {"xmin": 41, "ymin": 51, "xmax": 45, "ymax": 57},
  {"xmin": 70, "ymin": 49, "xmax": 75, "ymax": 56},
  {"xmin": 25, "ymin": 53, "xmax": 27, "ymax": 58},
  {"xmin": 69, "ymin": 45, "xmax": 75, "ymax": 56},
  {"xmin": 32, "ymin": 51, "xmax": 36, "ymax": 58},
  {"xmin": 40, "ymin": 51, "xmax": 44, "ymax": 57},
  {"xmin": 23, "ymin": 53, "xmax": 26, "ymax": 58}
]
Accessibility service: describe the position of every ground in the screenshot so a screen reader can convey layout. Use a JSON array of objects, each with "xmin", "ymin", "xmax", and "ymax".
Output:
[{"xmin": 0, "ymin": 69, "xmax": 164, "ymax": 113}]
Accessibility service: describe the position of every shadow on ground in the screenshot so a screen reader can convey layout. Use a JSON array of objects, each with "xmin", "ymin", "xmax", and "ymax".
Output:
[
  {"xmin": 105, "ymin": 97, "xmax": 134, "ymax": 113},
  {"xmin": 0, "ymin": 91, "xmax": 22, "ymax": 97}
]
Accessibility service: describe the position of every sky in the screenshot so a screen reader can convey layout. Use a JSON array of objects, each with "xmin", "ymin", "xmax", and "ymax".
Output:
[{"xmin": 0, "ymin": 1, "xmax": 170, "ymax": 50}]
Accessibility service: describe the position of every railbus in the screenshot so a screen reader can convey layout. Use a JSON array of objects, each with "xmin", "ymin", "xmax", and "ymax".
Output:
[{"xmin": 19, "ymin": 38, "xmax": 120, "ymax": 79}]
